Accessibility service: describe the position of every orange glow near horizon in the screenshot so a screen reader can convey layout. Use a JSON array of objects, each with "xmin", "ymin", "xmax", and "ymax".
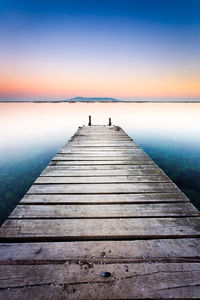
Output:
[{"xmin": 1, "ymin": 72, "xmax": 200, "ymax": 100}]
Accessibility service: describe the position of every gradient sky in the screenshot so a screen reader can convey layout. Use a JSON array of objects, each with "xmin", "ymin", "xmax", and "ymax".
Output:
[{"xmin": 0, "ymin": 0, "xmax": 200, "ymax": 100}]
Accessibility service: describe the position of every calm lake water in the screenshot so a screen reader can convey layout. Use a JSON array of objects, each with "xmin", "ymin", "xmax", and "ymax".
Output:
[{"xmin": 0, "ymin": 102, "xmax": 200, "ymax": 225}]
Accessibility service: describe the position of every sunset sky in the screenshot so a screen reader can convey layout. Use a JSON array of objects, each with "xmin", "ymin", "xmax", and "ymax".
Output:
[{"xmin": 0, "ymin": 0, "xmax": 200, "ymax": 101}]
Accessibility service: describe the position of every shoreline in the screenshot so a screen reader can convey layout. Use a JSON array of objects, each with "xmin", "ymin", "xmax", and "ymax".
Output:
[{"xmin": 1, "ymin": 100, "xmax": 200, "ymax": 103}]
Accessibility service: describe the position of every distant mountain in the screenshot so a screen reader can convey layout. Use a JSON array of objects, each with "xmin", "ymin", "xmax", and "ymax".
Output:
[{"xmin": 67, "ymin": 96, "xmax": 122, "ymax": 102}]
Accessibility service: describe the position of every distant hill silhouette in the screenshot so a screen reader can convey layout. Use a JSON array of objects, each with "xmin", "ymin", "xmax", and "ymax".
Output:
[{"xmin": 68, "ymin": 96, "xmax": 121, "ymax": 102}]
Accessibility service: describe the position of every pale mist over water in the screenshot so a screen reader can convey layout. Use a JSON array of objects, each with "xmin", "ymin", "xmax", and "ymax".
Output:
[{"xmin": 0, "ymin": 102, "xmax": 200, "ymax": 224}]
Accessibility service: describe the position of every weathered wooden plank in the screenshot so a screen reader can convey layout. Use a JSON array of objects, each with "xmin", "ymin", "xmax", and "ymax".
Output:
[
  {"xmin": 79, "ymin": 127, "xmax": 122, "ymax": 131},
  {"xmin": 70, "ymin": 139, "xmax": 133, "ymax": 142},
  {"xmin": 9, "ymin": 203, "xmax": 198, "ymax": 219},
  {"xmin": 52, "ymin": 155, "xmax": 150, "ymax": 161},
  {"xmin": 72, "ymin": 137, "xmax": 131, "ymax": 140},
  {"xmin": 1, "ymin": 238, "xmax": 200, "ymax": 261},
  {"xmin": 1, "ymin": 263, "xmax": 200, "ymax": 299},
  {"xmin": 43, "ymin": 164, "xmax": 159, "ymax": 171},
  {"xmin": 77, "ymin": 132, "xmax": 125, "ymax": 135},
  {"xmin": 61, "ymin": 147, "xmax": 140, "ymax": 152},
  {"xmin": 58, "ymin": 149, "xmax": 143, "ymax": 154},
  {"xmin": 27, "ymin": 182, "xmax": 180, "ymax": 194},
  {"xmin": 35, "ymin": 175, "xmax": 170, "ymax": 184},
  {"xmin": 60, "ymin": 146, "xmax": 140, "ymax": 151},
  {"xmin": 71, "ymin": 131, "xmax": 129, "ymax": 135},
  {"xmin": 70, "ymin": 138, "xmax": 132, "ymax": 141},
  {"xmin": 78, "ymin": 132, "xmax": 128, "ymax": 134},
  {"xmin": 71, "ymin": 129, "xmax": 126, "ymax": 133},
  {"xmin": 77, "ymin": 133, "xmax": 128, "ymax": 135},
  {"xmin": 20, "ymin": 193, "xmax": 189, "ymax": 204},
  {"xmin": 68, "ymin": 138, "xmax": 136, "ymax": 142},
  {"xmin": 41, "ymin": 167, "xmax": 164, "ymax": 177},
  {"xmin": 70, "ymin": 132, "xmax": 130, "ymax": 135},
  {"xmin": 1, "ymin": 217, "xmax": 200, "ymax": 239},
  {"xmin": 79, "ymin": 125, "xmax": 117, "ymax": 129},
  {"xmin": 71, "ymin": 126, "xmax": 123, "ymax": 130},
  {"xmin": 76, "ymin": 129, "xmax": 124, "ymax": 132},
  {"xmin": 80, "ymin": 129, "xmax": 124, "ymax": 133},
  {"xmin": 70, "ymin": 136, "xmax": 132, "ymax": 139},
  {"xmin": 51, "ymin": 160, "xmax": 154, "ymax": 165},
  {"xmin": 75, "ymin": 133, "xmax": 130, "ymax": 137},
  {"xmin": 72, "ymin": 131, "xmax": 125, "ymax": 135},
  {"xmin": 79, "ymin": 131, "xmax": 126, "ymax": 135},
  {"xmin": 68, "ymin": 142, "xmax": 138, "ymax": 146},
  {"xmin": 72, "ymin": 130, "xmax": 125, "ymax": 132},
  {"xmin": 70, "ymin": 140, "xmax": 133, "ymax": 143},
  {"xmin": 69, "ymin": 135, "xmax": 133, "ymax": 139},
  {"xmin": 74, "ymin": 132, "xmax": 129, "ymax": 134},
  {"xmin": 56, "ymin": 152, "xmax": 147, "ymax": 157},
  {"xmin": 52, "ymin": 154, "xmax": 149, "ymax": 161}
]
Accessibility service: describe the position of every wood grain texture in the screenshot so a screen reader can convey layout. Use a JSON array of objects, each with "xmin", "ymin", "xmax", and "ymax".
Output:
[
  {"xmin": 35, "ymin": 175, "xmax": 170, "ymax": 184},
  {"xmin": 52, "ymin": 154, "xmax": 149, "ymax": 161},
  {"xmin": 58, "ymin": 149, "xmax": 144, "ymax": 154},
  {"xmin": 59, "ymin": 146, "xmax": 140, "ymax": 151},
  {"xmin": 50, "ymin": 159, "xmax": 153, "ymax": 166},
  {"xmin": 27, "ymin": 182, "xmax": 180, "ymax": 194},
  {"xmin": 45, "ymin": 164, "xmax": 159, "ymax": 170},
  {"xmin": 1, "ymin": 238, "xmax": 200, "ymax": 261},
  {"xmin": 9, "ymin": 203, "xmax": 198, "ymax": 219},
  {"xmin": 20, "ymin": 193, "xmax": 189, "ymax": 204},
  {"xmin": 69, "ymin": 137, "xmax": 132, "ymax": 140},
  {"xmin": 1, "ymin": 217, "xmax": 200, "ymax": 239},
  {"xmin": 41, "ymin": 167, "xmax": 164, "ymax": 177},
  {"xmin": 1, "ymin": 263, "xmax": 200, "ymax": 299},
  {"xmin": 65, "ymin": 143, "xmax": 139, "ymax": 147},
  {"xmin": 50, "ymin": 160, "xmax": 154, "ymax": 165}
]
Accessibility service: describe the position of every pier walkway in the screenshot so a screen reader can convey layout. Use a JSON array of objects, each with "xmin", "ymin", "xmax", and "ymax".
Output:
[{"xmin": 0, "ymin": 124, "xmax": 200, "ymax": 299}]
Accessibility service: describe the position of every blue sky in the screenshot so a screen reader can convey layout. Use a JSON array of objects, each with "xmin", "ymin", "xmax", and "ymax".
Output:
[{"xmin": 0, "ymin": 0, "xmax": 200, "ymax": 100}]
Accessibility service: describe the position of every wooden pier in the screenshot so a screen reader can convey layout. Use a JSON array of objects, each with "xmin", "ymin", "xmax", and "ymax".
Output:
[{"xmin": 0, "ymin": 123, "xmax": 200, "ymax": 299}]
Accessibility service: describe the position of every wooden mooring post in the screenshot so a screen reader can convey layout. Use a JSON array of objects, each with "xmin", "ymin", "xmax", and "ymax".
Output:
[
  {"xmin": 0, "ymin": 124, "xmax": 200, "ymax": 299},
  {"xmin": 88, "ymin": 115, "xmax": 91, "ymax": 126}
]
